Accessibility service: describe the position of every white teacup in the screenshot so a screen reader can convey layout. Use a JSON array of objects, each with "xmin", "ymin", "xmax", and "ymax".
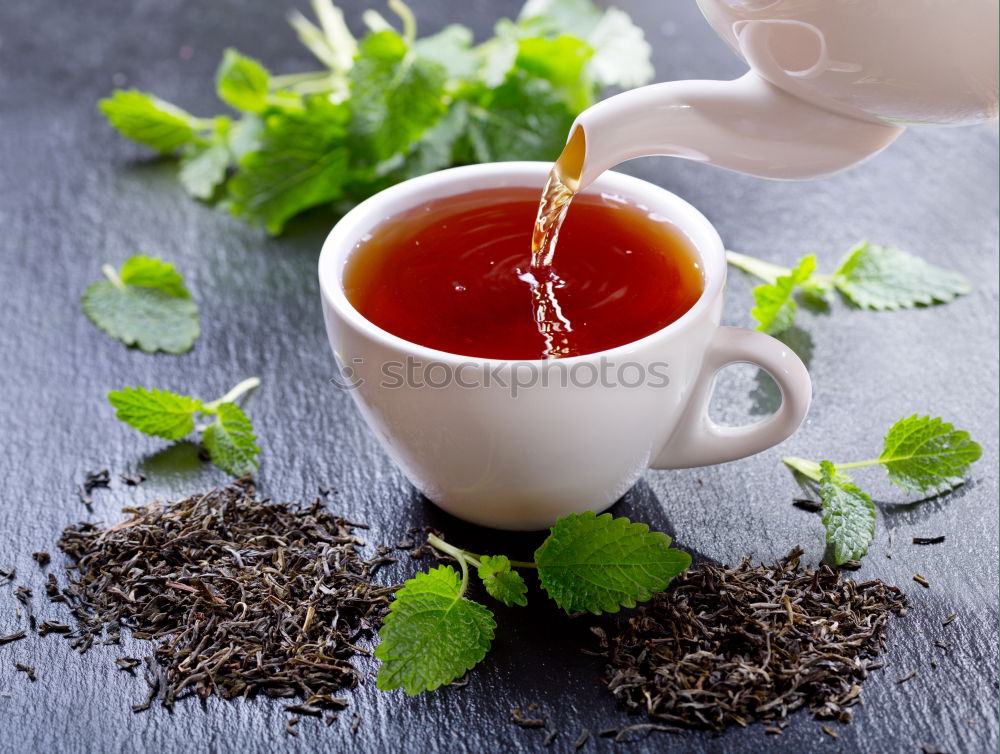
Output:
[{"xmin": 318, "ymin": 163, "xmax": 811, "ymax": 530}]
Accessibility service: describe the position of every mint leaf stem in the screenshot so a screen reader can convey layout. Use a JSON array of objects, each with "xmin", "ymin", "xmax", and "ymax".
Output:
[
  {"xmin": 101, "ymin": 263, "xmax": 125, "ymax": 290},
  {"xmin": 388, "ymin": 0, "xmax": 417, "ymax": 45},
  {"xmin": 782, "ymin": 456, "xmax": 878, "ymax": 482},
  {"xmin": 203, "ymin": 376, "xmax": 261, "ymax": 411},
  {"xmin": 725, "ymin": 250, "xmax": 790, "ymax": 285},
  {"xmin": 426, "ymin": 534, "xmax": 537, "ymax": 570}
]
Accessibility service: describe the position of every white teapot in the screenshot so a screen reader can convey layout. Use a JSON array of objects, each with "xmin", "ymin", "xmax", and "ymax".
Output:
[{"xmin": 559, "ymin": 0, "xmax": 999, "ymax": 189}]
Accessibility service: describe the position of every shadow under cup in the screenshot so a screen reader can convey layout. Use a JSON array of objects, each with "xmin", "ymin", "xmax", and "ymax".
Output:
[{"xmin": 318, "ymin": 162, "xmax": 809, "ymax": 530}]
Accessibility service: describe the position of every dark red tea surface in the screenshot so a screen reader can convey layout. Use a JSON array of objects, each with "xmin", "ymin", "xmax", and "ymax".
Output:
[{"xmin": 344, "ymin": 186, "xmax": 704, "ymax": 359}]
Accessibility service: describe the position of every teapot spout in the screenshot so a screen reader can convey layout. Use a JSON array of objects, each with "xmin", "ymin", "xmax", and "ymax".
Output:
[{"xmin": 557, "ymin": 72, "xmax": 903, "ymax": 191}]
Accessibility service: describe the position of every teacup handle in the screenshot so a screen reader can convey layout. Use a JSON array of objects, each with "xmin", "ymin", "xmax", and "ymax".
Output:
[{"xmin": 651, "ymin": 326, "xmax": 811, "ymax": 469}]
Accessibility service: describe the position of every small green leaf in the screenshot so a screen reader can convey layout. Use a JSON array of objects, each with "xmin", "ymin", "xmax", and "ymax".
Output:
[
  {"xmin": 585, "ymin": 7, "xmax": 654, "ymax": 90},
  {"xmin": 202, "ymin": 402, "xmax": 260, "ymax": 476},
  {"xmin": 108, "ymin": 387, "xmax": 202, "ymax": 441},
  {"xmin": 750, "ymin": 254, "xmax": 816, "ymax": 334},
  {"xmin": 348, "ymin": 31, "xmax": 447, "ymax": 164},
  {"xmin": 878, "ymin": 415, "xmax": 982, "ymax": 494},
  {"xmin": 216, "ymin": 48, "xmax": 271, "ymax": 113},
  {"xmin": 228, "ymin": 97, "xmax": 350, "ymax": 234},
  {"xmin": 413, "ymin": 25, "xmax": 479, "ymax": 80},
  {"xmin": 518, "ymin": 0, "xmax": 601, "ymax": 37},
  {"xmin": 833, "ymin": 242, "xmax": 970, "ymax": 310},
  {"xmin": 516, "ymin": 35, "xmax": 594, "ymax": 112},
  {"xmin": 118, "ymin": 255, "xmax": 191, "ymax": 298},
  {"xmin": 457, "ymin": 72, "xmax": 576, "ymax": 163},
  {"xmin": 477, "ymin": 555, "xmax": 528, "ymax": 607},
  {"xmin": 819, "ymin": 461, "xmax": 875, "ymax": 565},
  {"xmin": 180, "ymin": 141, "xmax": 230, "ymax": 200},
  {"xmin": 376, "ymin": 566, "xmax": 495, "ymax": 694},
  {"xmin": 82, "ymin": 256, "xmax": 199, "ymax": 353},
  {"xmin": 99, "ymin": 90, "xmax": 200, "ymax": 154},
  {"xmin": 534, "ymin": 511, "xmax": 691, "ymax": 614}
]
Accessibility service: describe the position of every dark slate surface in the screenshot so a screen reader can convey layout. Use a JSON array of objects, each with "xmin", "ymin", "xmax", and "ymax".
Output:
[{"xmin": 0, "ymin": 1, "xmax": 997, "ymax": 752}]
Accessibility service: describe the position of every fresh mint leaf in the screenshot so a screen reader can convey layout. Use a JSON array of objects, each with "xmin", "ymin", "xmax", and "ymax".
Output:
[
  {"xmin": 878, "ymin": 415, "xmax": 982, "ymax": 494},
  {"xmin": 585, "ymin": 7, "xmax": 654, "ymax": 90},
  {"xmin": 108, "ymin": 387, "xmax": 202, "ymax": 441},
  {"xmin": 413, "ymin": 25, "xmax": 479, "ymax": 80},
  {"xmin": 180, "ymin": 139, "xmax": 230, "ymax": 200},
  {"xmin": 819, "ymin": 461, "xmax": 876, "ymax": 565},
  {"xmin": 516, "ymin": 35, "xmax": 594, "ymax": 112},
  {"xmin": 108, "ymin": 379, "xmax": 261, "ymax": 477},
  {"xmin": 519, "ymin": 0, "xmax": 653, "ymax": 89},
  {"xmin": 750, "ymin": 255, "xmax": 816, "ymax": 334},
  {"xmin": 458, "ymin": 72, "xmax": 576, "ymax": 163},
  {"xmin": 229, "ymin": 97, "xmax": 350, "ymax": 234},
  {"xmin": 833, "ymin": 242, "xmax": 971, "ymax": 310},
  {"xmin": 202, "ymin": 402, "xmax": 260, "ymax": 476},
  {"xmin": 477, "ymin": 555, "xmax": 528, "ymax": 607},
  {"xmin": 534, "ymin": 511, "xmax": 691, "ymax": 614},
  {"xmin": 119, "ymin": 255, "xmax": 191, "ymax": 297},
  {"xmin": 99, "ymin": 90, "xmax": 201, "ymax": 154},
  {"xmin": 518, "ymin": 0, "xmax": 601, "ymax": 37},
  {"xmin": 376, "ymin": 566, "xmax": 495, "ymax": 694},
  {"xmin": 82, "ymin": 256, "xmax": 199, "ymax": 353},
  {"xmin": 216, "ymin": 48, "xmax": 271, "ymax": 113},
  {"xmin": 348, "ymin": 31, "xmax": 447, "ymax": 164}
]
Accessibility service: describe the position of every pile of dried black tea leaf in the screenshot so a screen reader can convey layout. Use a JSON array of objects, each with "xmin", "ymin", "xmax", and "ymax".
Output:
[
  {"xmin": 601, "ymin": 547, "xmax": 908, "ymax": 733},
  {"xmin": 55, "ymin": 478, "xmax": 398, "ymax": 729}
]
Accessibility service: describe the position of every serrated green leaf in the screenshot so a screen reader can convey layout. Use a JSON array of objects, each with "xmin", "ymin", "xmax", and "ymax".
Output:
[
  {"xmin": 534, "ymin": 511, "xmax": 691, "ymax": 614},
  {"xmin": 878, "ymin": 415, "xmax": 982, "ymax": 494},
  {"xmin": 179, "ymin": 141, "xmax": 230, "ymax": 200},
  {"xmin": 750, "ymin": 254, "xmax": 816, "ymax": 334},
  {"xmin": 202, "ymin": 402, "xmax": 259, "ymax": 476},
  {"xmin": 518, "ymin": 0, "xmax": 652, "ymax": 90},
  {"xmin": 349, "ymin": 31, "xmax": 447, "ymax": 164},
  {"xmin": 477, "ymin": 555, "xmax": 528, "ymax": 607},
  {"xmin": 413, "ymin": 25, "xmax": 479, "ymax": 80},
  {"xmin": 228, "ymin": 97, "xmax": 349, "ymax": 234},
  {"xmin": 108, "ymin": 387, "xmax": 202, "ymax": 441},
  {"xmin": 819, "ymin": 461, "xmax": 875, "ymax": 565},
  {"xmin": 216, "ymin": 48, "xmax": 271, "ymax": 113},
  {"xmin": 99, "ymin": 90, "xmax": 200, "ymax": 154},
  {"xmin": 833, "ymin": 242, "xmax": 970, "ymax": 310},
  {"xmin": 119, "ymin": 255, "xmax": 191, "ymax": 298},
  {"xmin": 516, "ymin": 35, "xmax": 594, "ymax": 112},
  {"xmin": 457, "ymin": 72, "xmax": 576, "ymax": 163},
  {"xmin": 585, "ymin": 7, "xmax": 654, "ymax": 90},
  {"xmin": 83, "ymin": 256, "xmax": 199, "ymax": 353},
  {"xmin": 376, "ymin": 566, "xmax": 495, "ymax": 694},
  {"xmin": 518, "ymin": 0, "xmax": 601, "ymax": 37}
]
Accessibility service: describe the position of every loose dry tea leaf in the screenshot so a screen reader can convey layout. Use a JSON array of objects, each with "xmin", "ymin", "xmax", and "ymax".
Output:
[
  {"xmin": 53, "ymin": 478, "xmax": 398, "ymax": 731},
  {"xmin": 603, "ymin": 548, "xmax": 907, "ymax": 731}
]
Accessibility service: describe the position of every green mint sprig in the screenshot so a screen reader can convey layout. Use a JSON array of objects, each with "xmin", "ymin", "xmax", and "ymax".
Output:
[
  {"xmin": 82, "ymin": 256, "xmax": 199, "ymax": 353},
  {"xmin": 375, "ymin": 511, "xmax": 690, "ymax": 694},
  {"xmin": 98, "ymin": 0, "xmax": 652, "ymax": 235},
  {"xmin": 727, "ymin": 242, "xmax": 971, "ymax": 334},
  {"xmin": 108, "ymin": 378, "xmax": 261, "ymax": 476},
  {"xmin": 784, "ymin": 415, "xmax": 981, "ymax": 564}
]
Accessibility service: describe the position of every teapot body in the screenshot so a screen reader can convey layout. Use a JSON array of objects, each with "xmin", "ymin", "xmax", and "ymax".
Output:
[{"xmin": 697, "ymin": 0, "xmax": 998, "ymax": 126}]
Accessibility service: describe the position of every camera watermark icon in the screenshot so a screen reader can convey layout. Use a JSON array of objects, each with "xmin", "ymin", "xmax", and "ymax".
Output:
[{"xmin": 330, "ymin": 355, "xmax": 669, "ymax": 398}]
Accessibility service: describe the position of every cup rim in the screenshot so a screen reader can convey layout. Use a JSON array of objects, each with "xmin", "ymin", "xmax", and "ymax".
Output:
[{"xmin": 318, "ymin": 161, "xmax": 726, "ymax": 366}]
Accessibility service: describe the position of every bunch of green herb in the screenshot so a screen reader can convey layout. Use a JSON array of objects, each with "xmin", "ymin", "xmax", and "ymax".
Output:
[
  {"xmin": 108, "ymin": 378, "xmax": 261, "ymax": 475},
  {"xmin": 375, "ymin": 511, "xmax": 690, "ymax": 694},
  {"xmin": 99, "ymin": 0, "xmax": 652, "ymax": 234},
  {"xmin": 727, "ymin": 243, "xmax": 970, "ymax": 334},
  {"xmin": 783, "ymin": 415, "xmax": 981, "ymax": 564},
  {"xmin": 82, "ymin": 256, "xmax": 199, "ymax": 353}
]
